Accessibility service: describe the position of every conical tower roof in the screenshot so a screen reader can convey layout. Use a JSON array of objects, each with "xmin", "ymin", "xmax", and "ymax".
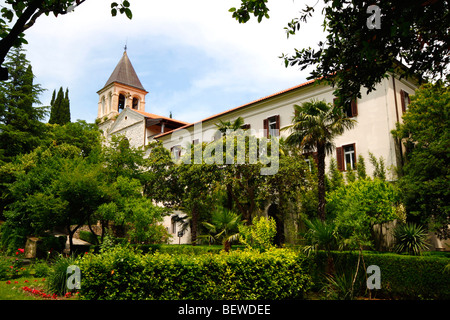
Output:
[{"xmin": 104, "ymin": 51, "xmax": 146, "ymax": 91}]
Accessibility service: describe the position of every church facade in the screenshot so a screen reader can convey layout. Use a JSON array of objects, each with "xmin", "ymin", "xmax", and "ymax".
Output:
[{"xmin": 97, "ymin": 50, "xmax": 430, "ymax": 247}]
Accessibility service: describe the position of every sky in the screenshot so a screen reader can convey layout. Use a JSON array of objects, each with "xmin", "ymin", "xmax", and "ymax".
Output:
[{"xmin": 12, "ymin": 0, "xmax": 326, "ymax": 124}]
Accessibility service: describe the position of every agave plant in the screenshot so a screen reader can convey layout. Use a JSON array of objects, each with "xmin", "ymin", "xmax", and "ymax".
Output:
[
  {"xmin": 46, "ymin": 254, "xmax": 78, "ymax": 296},
  {"xmin": 394, "ymin": 222, "xmax": 429, "ymax": 255},
  {"xmin": 322, "ymin": 270, "xmax": 357, "ymax": 300}
]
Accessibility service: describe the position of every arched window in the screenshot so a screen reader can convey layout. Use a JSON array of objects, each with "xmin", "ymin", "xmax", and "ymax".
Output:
[
  {"xmin": 132, "ymin": 97, "xmax": 139, "ymax": 110},
  {"xmin": 108, "ymin": 92, "xmax": 112, "ymax": 112},
  {"xmin": 118, "ymin": 93, "xmax": 125, "ymax": 112},
  {"xmin": 101, "ymin": 96, "xmax": 106, "ymax": 115}
]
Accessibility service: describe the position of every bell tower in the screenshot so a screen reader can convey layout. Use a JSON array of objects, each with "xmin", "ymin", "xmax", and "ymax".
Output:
[{"xmin": 97, "ymin": 49, "xmax": 148, "ymax": 121}]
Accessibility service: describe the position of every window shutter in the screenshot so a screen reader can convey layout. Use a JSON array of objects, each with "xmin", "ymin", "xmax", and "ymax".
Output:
[
  {"xmin": 351, "ymin": 99, "xmax": 358, "ymax": 117},
  {"xmin": 336, "ymin": 147, "xmax": 344, "ymax": 171},
  {"xmin": 241, "ymin": 124, "xmax": 250, "ymax": 130},
  {"xmin": 263, "ymin": 118, "xmax": 269, "ymax": 137},
  {"xmin": 400, "ymin": 90, "xmax": 406, "ymax": 113},
  {"xmin": 275, "ymin": 115, "xmax": 280, "ymax": 130},
  {"xmin": 352, "ymin": 143, "xmax": 356, "ymax": 167}
]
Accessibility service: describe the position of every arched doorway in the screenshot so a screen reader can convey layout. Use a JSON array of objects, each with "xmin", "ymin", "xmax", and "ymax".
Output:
[{"xmin": 268, "ymin": 203, "xmax": 284, "ymax": 246}]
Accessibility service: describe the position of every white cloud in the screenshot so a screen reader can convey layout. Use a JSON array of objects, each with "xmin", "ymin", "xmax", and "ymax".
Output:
[{"xmin": 19, "ymin": 0, "xmax": 326, "ymax": 123}]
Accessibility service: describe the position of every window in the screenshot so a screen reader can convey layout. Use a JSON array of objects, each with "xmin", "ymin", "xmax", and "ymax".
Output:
[
  {"xmin": 101, "ymin": 96, "xmax": 106, "ymax": 115},
  {"xmin": 336, "ymin": 143, "xmax": 356, "ymax": 171},
  {"xmin": 303, "ymin": 152, "xmax": 318, "ymax": 171},
  {"xmin": 241, "ymin": 124, "xmax": 251, "ymax": 130},
  {"xmin": 108, "ymin": 92, "xmax": 112, "ymax": 112},
  {"xmin": 334, "ymin": 98, "xmax": 358, "ymax": 118},
  {"xmin": 400, "ymin": 90, "xmax": 410, "ymax": 113},
  {"xmin": 343, "ymin": 144, "xmax": 356, "ymax": 170},
  {"xmin": 170, "ymin": 145, "xmax": 181, "ymax": 161},
  {"xmin": 263, "ymin": 115, "xmax": 280, "ymax": 137},
  {"xmin": 118, "ymin": 93, "xmax": 126, "ymax": 112},
  {"xmin": 171, "ymin": 219, "xmax": 177, "ymax": 234},
  {"xmin": 132, "ymin": 97, "xmax": 139, "ymax": 110}
]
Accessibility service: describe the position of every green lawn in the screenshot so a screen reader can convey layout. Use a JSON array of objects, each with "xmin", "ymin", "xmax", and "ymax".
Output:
[{"xmin": 0, "ymin": 277, "xmax": 46, "ymax": 300}]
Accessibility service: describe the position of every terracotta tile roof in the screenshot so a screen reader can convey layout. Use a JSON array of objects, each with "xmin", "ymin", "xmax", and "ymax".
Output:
[
  {"xmin": 104, "ymin": 51, "xmax": 146, "ymax": 91},
  {"xmin": 154, "ymin": 78, "xmax": 318, "ymax": 139},
  {"xmin": 130, "ymin": 108, "xmax": 190, "ymax": 125}
]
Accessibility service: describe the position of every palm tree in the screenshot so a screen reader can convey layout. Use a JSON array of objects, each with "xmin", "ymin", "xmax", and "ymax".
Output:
[
  {"xmin": 214, "ymin": 116, "xmax": 245, "ymax": 210},
  {"xmin": 215, "ymin": 116, "xmax": 245, "ymax": 134},
  {"xmin": 202, "ymin": 206, "xmax": 243, "ymax": 252},
  {"xmin": 284, "ymin": 99, "xmax": 356, "ymax": 220}
]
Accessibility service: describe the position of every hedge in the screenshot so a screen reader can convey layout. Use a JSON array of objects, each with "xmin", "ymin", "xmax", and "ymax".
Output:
[
  {"xmin": 89, "ymin": 244, "xmax": 246, "ymax": 255},
  {"xmin": 312, "ymin": 251, "xmax": 450, "ymax": 300},
  {"xmin": 77, "ymin": 246, "xmax": 312, "ymax": 300}
]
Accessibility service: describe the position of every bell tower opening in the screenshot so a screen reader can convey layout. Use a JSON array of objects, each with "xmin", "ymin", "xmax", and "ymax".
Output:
[
  {"xmin": 132, "ymin": 97, "xmax": 139, "ymax": 110},
  {"xmin": 118, "ymin": 93, "xmax": 126, "ymax": 112}
]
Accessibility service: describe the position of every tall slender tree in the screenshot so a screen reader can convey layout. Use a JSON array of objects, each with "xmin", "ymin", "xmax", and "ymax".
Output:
[
  {"xmin": 284, "ymin": 100, "xmax": 355, "ymax": 220},
  {"xmin": 0, "ymin": 46, "xmax": 46, "ymax": 163},
  {"xmin": 49, "ymin": 86, "xmax": 71, "ymax": 125}
]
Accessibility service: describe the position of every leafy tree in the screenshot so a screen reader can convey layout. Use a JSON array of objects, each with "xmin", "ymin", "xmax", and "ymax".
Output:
[
  {"xmin": 326, "ymin": 178, "xmax": 400, "ymax": 250},
  {"xmin": 0, "ymin": 0, "xmax": 133, "ymax": 80},
  {"xmin": 47, "ymin": 120, "xmax": 102, "ymax": 158},
  {"xmin": 48, "ymin": 87, "xmax": 71, "ymax": 125},
  {"xmin": 284, "ymin": 99, "xmax": 355, "ymax": 220},
  {"xmin": 51, "ymin": 154, "xmax": 111, "ymax": 253},
  {"xmin": 263, "ymin": 140, "xmax": 311, "ymax": 245},
  {"xmin": 0, "ymin": 143, "xmax": 104, "ymax": 253},
  {"xmin": 95, "ymin": 176, "xmax": 170, "ymax": 245},
  {"xmin": 101, "ymin": 135, "xmax": 146, "ymax": 181},
  {"xmin": 176, "ymin": 147, "xmax": 220, "ymax": 245},
  {"xmin": 0, "ymin": 46, "xmax": 46, "ymax": 163},
  {"xmin": 230, "ymin": 0, "xmax": 449, "ymax": 101},
  {"xmin": 143, "ymin": 141, "xmax": 181, "ymax": 207},
  {"xmin": 392, "ymin": 82, "xmax": 449, "ymax": 239}
]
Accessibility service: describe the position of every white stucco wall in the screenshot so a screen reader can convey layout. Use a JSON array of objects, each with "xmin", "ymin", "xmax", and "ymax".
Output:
[{"xmin": 156, "ymin": 76, "xmax": 418, "ymax": 180}]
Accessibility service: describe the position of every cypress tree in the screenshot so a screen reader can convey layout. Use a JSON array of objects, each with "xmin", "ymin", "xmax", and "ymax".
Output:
[
  {"xmin": 63, "ymin": 88, "xmax": 71, "ymax": 124},
  {"xmin": 49, "ymin": 86, "xmax": 71, "ymax": 125}
]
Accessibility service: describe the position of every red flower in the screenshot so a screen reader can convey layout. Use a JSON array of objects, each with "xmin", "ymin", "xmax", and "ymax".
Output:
[{"xmin": 6, "ymin": 280, "xmax": 11, "ymax": 285}]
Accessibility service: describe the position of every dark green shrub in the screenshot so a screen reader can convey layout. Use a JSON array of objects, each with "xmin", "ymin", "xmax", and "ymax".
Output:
[
  {"xmin": 78, "ymin": 231, "xmax": 99, "ymax": 244},
  {"xmin": 33, "ymin": 261, "xmax": 51, "ymax": 278},
  {"xmin": 37, "ymin": 235, "xmax": 66, "ymax": 258},
  {"xmin": 312, "ymin": 250, "xmax": 450, "ymax": 299},
  {"xmin": 78, "ymin": 246, "xmax": 312, "ymax": 300},
  {"xmin": 0, "ymin": 255, "xmax": 10, "ymax": 280}
]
